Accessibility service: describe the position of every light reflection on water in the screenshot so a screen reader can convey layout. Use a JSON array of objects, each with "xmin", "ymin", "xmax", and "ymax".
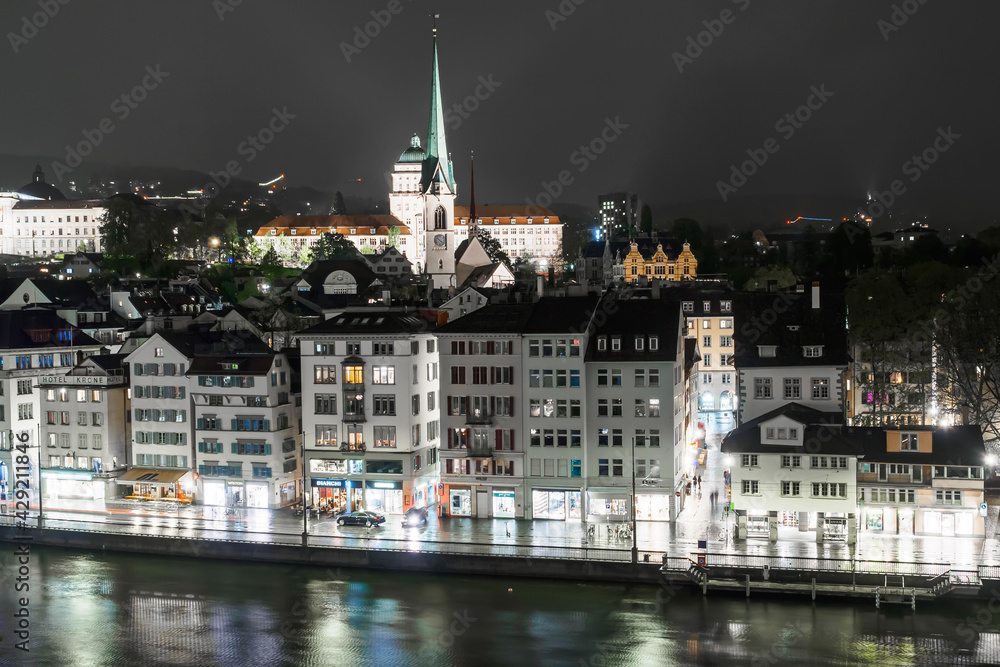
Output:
[{"xmin": 1, "ymin": 547, "xmax": 999, "ymax": 666}]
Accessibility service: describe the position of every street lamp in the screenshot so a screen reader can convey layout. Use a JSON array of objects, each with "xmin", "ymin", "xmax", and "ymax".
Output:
[{"xmin": 209, "ymin": 236, "xmax": 220, "ymax": 263}]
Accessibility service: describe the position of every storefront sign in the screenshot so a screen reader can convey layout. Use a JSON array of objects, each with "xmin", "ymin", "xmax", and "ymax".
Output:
[
  {"xmin": 41, "ymin": 470, "xmax": 93, "ymax": 480},
  {"xmin": 312, "ymin": 478, "xmax": 361, "ymax": 488},
  {"xmin": 225, "ymin": 480, "xmax": 245, "ymax": 487},
  {"xmin": 494, "ymin": 490, "xmax": 515, "ymax": 498},
  {"xmin": 365, "ymin": 480, "xmax": 402, "ymax": 490}
]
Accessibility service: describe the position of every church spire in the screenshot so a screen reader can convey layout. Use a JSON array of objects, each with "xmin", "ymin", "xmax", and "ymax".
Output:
[
  {"xmin": 468, "ymin": 151, "xmax": 477, "ymax": 238},
  {"xmin": 421, "ymin": 14, "xmax": 455, "ymax": 193}
]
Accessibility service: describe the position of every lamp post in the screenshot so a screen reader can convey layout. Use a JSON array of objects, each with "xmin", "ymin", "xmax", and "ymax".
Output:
[
  {"xmin": 301, "ymin": 428, "xmax": 309, "ymax": 546},
  {"xmin": 209, "ymin": 236, "xmax": 220, "ymax": 263},
  {"xmin": 631, "ymin": 437, "xmax": 638, "ymax": 564}
]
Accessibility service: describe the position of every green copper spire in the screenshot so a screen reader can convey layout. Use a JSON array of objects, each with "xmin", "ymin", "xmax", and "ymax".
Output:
[{"xmin": 422, "ymin": 22, "xmax": 456, "ymax": 193}]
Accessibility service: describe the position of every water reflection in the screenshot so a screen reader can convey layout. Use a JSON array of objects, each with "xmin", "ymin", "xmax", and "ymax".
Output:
[{"xmin": 2, "ymin": 547, "xmax": 1000, "ymax": 666}]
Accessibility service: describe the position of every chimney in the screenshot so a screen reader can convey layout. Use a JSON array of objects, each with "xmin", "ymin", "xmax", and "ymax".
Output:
[
  {"xmin": 811, "ymin": 281, "xmax": 820, "ymax": 309},
  {"xmin": 651, "ymin": 280, "xmax": 660, "ymax": 300},
  {"xmin": 536, "ymin": 275, "xmax": 544, "ymax": 299},
  {"xmin": 795, "ymin": 284, "xmax": 805, "ymax": 293}
]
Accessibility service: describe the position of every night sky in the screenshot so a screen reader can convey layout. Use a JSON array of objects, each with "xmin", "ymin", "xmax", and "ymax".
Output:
[{"xmin": 1, "ymin": 1, "xmax": 997, "ymax": 225}]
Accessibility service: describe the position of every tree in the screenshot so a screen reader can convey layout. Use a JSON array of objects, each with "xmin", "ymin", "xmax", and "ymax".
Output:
[
  {"xmin": 640, "ymin": 204, "xmax": 653, "ymax": 235},
  {"xmin": 823, "ymin": 222, "xmax": 873, "ymax": 277},
  {"xmin": 308, "ymin": 232, "xmax": 357, "ymax": 262},
  {"xmin": 387, "ymin": 226, "xmax": 401, "ymax": 249},
  {"xmin": 261, "ymin": 245, "xmax": 281, "ymax": 269},
  {"xmin": 99, "ymin": 197, "xmax": 139, "ymax": 258},
  {"xmin": 329, "ymin": 191, "xmax": 347, "ymax": 215},
  {"xmin": 476, "ymin": 228, "xmax": 511, "ymax": 268}
]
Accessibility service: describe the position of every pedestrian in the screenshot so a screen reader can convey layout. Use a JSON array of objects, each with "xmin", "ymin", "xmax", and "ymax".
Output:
[{"xmin": 697, "ymin": 475, "xmax": 702, "ymax": 487}]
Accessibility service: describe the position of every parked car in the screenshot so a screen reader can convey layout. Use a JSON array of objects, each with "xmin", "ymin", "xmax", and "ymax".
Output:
[
  {"xmin": 337, "ymin": 510, "xmax": 386, "ymax": 527},
  {"xmin": 402, "ymin": 506, "xmax": 429, "ymax": 527}
]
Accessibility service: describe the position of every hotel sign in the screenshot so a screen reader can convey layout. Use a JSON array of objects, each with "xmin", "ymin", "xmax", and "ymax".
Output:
[{"xmin": 42, "ymin": 375, "xmax": 111, "ymax": 386}]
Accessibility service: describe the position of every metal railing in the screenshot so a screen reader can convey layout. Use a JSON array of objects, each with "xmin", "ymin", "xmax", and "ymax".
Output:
[
  {"xmin": 0, "ymin": 513, "xmax": 631, "ymax": 562},
  {"xmin": 702, "ymin": 553, "xmax": 950, "ymax": 577}
]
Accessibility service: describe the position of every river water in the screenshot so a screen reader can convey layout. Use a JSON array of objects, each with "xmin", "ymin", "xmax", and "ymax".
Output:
[{"xmin": 1, "ymin": 546, "xmax": 998, "ymax": 666}]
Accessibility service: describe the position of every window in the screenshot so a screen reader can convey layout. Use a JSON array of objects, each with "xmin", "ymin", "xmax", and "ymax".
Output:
[
  {"xmin": 702, "ymin": 335, "xmax": 712, "ymax": 348},
  {"xmin": 649, "ymin": 336, "xmax": 658, "ymax": 351},
  {"xmin": 598, "ymin": 459, "xmax": 609, "ymax": 476},
  {"xmin": 17, "ymin": 403, "xmax": 32, "ymax": 420},
  {"xmin": 720, "ymin": 301, "xmax": 732, "ymax": 313},
  {"xmin": 649, "ymin": 369, "xmax": 659, "ymax": 387},
  {"xmin": 784, "ymin": 378, "xmax": 801, "ymax": 400},
  {"xmin": 612, "ymin": 459, "xmax": 623, "ymax": 476},
  {"xmin": 597, "ymin": 337, "xmax": 607, "ymax": 351},
  {"xmin": 611, "ymin": 398, "xmax": 622, "ymax": 417},
  {"xmin": 373, "ymin": 426, "xmax": 396, "ymax": 448},
  {"xmin": 648, "ymin": 399, "xmax": 660, "ymax": 417},
  {"xmin": 17, "ymin": 380, "xmax": 31, "ymax": 395},
  {"xmin": 315, "ymin": 394, "xmax": 337, "ymax": 415},
  {"xmin": 373, "ymin": 395, "xmax": 395, "ymax": 415},
  {"xmin": 634, "ymin": 399, "xmax": 646, "ymax": 418},
  {"xmin": 757, "ymin": 345, "xmax": 776, "ymax": 357},
  {"xmin": 570, "ymin": 370, "xmax": 581, "ymax": 387},
  {"xmin": 754, "ymin": 377, "xmax": 772, "ymax": 399},
  {"xmin": 742, "ymin": 480, "xmax": 759, "ymax": 494},
  {"xmin": 811, "ymin": 377, "xmax": 829, "ymax": 400},
  {"xmin": 597, "ymin": 399, "xmax": 608, "ymax": 417},
  {"xmin": 314, "ymin": 366, "xmax": 336, "ymax": 384},
  {"xmin": 803, "ymin": 346, "xmax": 823, "ymax": 357},
  {"xmin": 811, "ymin": 483, "xmax": 847, "ymax": 498},
  {"xmin": 741, "ymin": 454, "xmax": 758, "ymax": 467},
  {"xmin": 720, "ymin": 336, "xmax": 733, "ymax": 347},
  {"xmin": 780, "ymin": 481, "xmax": 801, "ymax": 496},
  {"xmin": 682, "ymin": 302, "xmax": 693, "ymax": 313},
  {"xmin": 373, "ymin": 366, "xmax": 395, "ymax": 384},
  {"xmin": 373, "ymin": 342, "xmax": 394, "ymax": 355},
  {"xmin": 571, "ymin": 459, "xmax": 581, "ymax": 477},
  {"xmin": 900, "ymin": 433, "xmax": 918, "ymax": 451},
  {"xmin": 611, "ymin": 369, "xmax": 622, "ymax": 386},
  {"xmin": 597, "ymin": 369, "xmax": 608, "ymax": 386},
  {"xmin": 781, "ymin": 455, "xmax": 801, "ymax": 468},
  {"xmin": 611, "ymin": 337, "xmax": 621, "ymax": 351},
  {"xmin": 935, "ymin": 490, "xmax": 962, "ymax": 505}
]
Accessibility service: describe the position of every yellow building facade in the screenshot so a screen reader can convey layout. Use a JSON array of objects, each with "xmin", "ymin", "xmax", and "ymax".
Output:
[{"xmin": 623, "ymin": 241, "xmax": 698, "ymax": 283}]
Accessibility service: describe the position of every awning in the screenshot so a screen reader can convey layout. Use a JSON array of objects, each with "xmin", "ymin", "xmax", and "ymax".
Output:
[{"xmin": 118, "ymin": 468, "xmax": 187, "ymax": 485}]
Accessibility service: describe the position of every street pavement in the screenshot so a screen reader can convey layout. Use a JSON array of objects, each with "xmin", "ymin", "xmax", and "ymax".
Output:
[{"xmin": 3, "ymin": 412, "xmax": 1000, "ymax": 568}]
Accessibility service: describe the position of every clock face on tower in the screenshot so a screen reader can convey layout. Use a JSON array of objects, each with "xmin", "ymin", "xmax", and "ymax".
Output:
[{"xmin": 434, "ymin": 234, "xmax": 447, "ymax": 248}]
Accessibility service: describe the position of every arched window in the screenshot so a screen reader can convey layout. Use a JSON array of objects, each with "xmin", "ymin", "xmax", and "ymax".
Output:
[{"xmin": 434, "ymin": 206, "xmax": 447, "ymax": 230}]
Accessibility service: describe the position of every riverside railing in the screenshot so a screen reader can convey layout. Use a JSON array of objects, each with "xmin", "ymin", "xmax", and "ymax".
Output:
[
  {"xmin": 700, "ymin": 553, "xmax": 951, "ymax": 577},
  {"xmin": 0, "ymin": 513, "xmax": 633, "ymax": 563}
]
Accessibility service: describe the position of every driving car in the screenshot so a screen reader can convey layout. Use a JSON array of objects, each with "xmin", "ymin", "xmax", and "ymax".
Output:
[
  {"xmin": 402, "ymin": 506, "xmax": 429, "ymax": 527},
  {"xmin": 337, "ymin": 510, "xmax": 386, "ymax": 527}
]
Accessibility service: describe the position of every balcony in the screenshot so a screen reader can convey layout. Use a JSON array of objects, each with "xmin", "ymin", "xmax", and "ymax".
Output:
[
  {"xmin": 465, "ymin": 409, "xmax": 492, "ymax": 425},
  {"xmin": 467, "ymin": 442, "xmax": 494, "ymax": 458},
  {"xmin": 343, "ymin": 411, "xmax": 367, "ymax": 423},
  {"xmin": 252, "ymin": 467, "xmax": 272, "ymax": 479},
  {"xmin": 340, "ymin": 442, "xmax": 366, "ymax": 453}
]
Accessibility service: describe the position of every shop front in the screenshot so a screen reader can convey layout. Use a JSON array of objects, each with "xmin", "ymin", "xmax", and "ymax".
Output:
[
  {"xmin": 586, "ymin": 488, "xmax": 630, "ymax": 523},
  {"xmin": 280, "ymin": 480, "xmax": 297, "ymax": 506},
  {"xmin": 118, "ymin": 468, "xmax": 191, "ymax": 502},
  {"xmin": 0, "ymin": 461, "xmax": 8, "ymax": 501},
  {"xmin": 311, "ymin": 478, "xmax": 363, "ymax": 514},
  {"xmin": 245, "ymin": 482, "xmax": 270, "ymax": 509},
  {"xmin": 412, "ymin": 478, "xmax": 436, "ymax": 510},
  {"xmin": 492, "ymin": 489, "xmax": 516, "ymax": 518},
  {"xmin": 41, "ymin": 469, "xmax": 104, "ymax": 501},
  {"xmin": 365, "ymin": 480, "xmax": 404, "ymax": 515},
  {"xmin": 531, "ymin": 488, "xmax": 582, "ymax": 521},
  {"xmin": 922, "ymin": 509, "xmax": 976, "ymax": 536},
  {"xmin": 635, "ymin": 491, "xmax": 673, "ymax": 522},
  {"xmin": 447, "ymin": 486, "xmax": 473, "ymax": 517},
  {"xmin": 745, "ymin": 511, "xmax": 769, "ymax": 537}
]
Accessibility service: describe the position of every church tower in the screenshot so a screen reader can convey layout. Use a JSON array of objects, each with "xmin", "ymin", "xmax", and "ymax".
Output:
[{"xmin": 421, "ymin": 21, "xmax": 458, "ymax": 289}]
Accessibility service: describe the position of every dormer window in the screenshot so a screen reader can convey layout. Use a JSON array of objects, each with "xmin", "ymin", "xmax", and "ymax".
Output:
[
  {"xmin": 597, "ymin": 336, "xmax": 607, "ymax": 351},
  {"xmin": 291, "ymin": 229, "xmax": 296, "ymax": 235},
  {"xmin": 758, "ymin": 345, "xmax": 777, "ymax": 358},
  {"xmin": 635, "ymin": 336, "xmax": 644, "ymax": 351},
  {"xmin": 682, "ymin": 302, "xmax": 693, "ymax": 313},
  {"xmin": 803, "ymin": 346, "xmax": 823, "ymax": 358},
  {"xmin": 703, "ymin": 301, "xmax": 711, "ymax": 312},
  {"xmin": 720, "ymin": 301, "xmax": 732, "ymax": 313},
  {"xmin": 649, "ymin": 336, "xmax": 659, "ymax": 351},
  {"xmin": 611, "ymin": 337, "xmax": 621, "ymax": 351}
]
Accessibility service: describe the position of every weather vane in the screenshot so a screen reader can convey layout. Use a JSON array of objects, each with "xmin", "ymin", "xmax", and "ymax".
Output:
[{"xmin": 431, "ymin": 12, "xmax": 440, "ymax": 36}]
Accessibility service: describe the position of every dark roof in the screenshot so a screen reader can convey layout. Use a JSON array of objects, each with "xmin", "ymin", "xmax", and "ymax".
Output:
[
  {"xmin": 585, "ymin": 297, "xmax": 682, "ymax": 362},
  {"xmin": 721, "ymin": 403, "xmax": 859, "ymax": 455},
  {"xmin": 733, "ymin": 288, "xmax": 848, "ymax": 368},
  {"xmin": 154, "ymin": 330, "xmax": 271, "ymax": 359},
  {"xmin": 83, "ymin": 354, "xmax": 127, "ymax": 372},
  {"xmin": 298, "ymin": 260, "xmax": 379, "ymax": 291},
  {"xmin": 522, "ymin": 296, "xmax": 600, "ymax": 334},
  {"xmin": 436, "ymin": 303, "xmax": 533, "ymax": 335},
  {"xmin": 684, "ymin": 338, "xmax": 700, "ymax": 372},
  {"xmin": 0, "ymin": 309, "xmax": 100, "ymax": 349},
  {"xmin": 301, "ymin": 310, "xmax": 436, "ymax": 335},
  {"xmin": 17, "ymin": 165, "xmax": 65, "ymax": 201},
  {"xmin": 849, "ymin": 425, "xmax": 985, "ymax": 465}
]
